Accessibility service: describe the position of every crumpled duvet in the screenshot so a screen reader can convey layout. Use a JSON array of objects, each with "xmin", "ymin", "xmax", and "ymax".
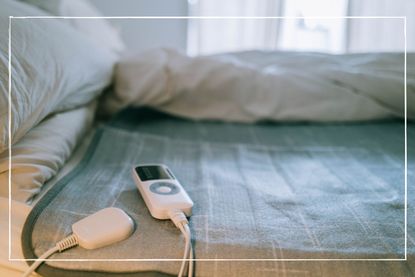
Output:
[{"xmin": 101, "ymin": 48, "xmax": 415, "ymax": 122}]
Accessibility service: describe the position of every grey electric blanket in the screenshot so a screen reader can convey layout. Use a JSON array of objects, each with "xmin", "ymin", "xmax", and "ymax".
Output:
[{"xmin": 22, "ymin": 108, "xmax": 415, "ymax": 277}]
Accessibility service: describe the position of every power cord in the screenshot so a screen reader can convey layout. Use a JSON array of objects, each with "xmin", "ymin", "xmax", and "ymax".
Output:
[
  {"xmin": 22, "ymin": 234, "xmax": 79, "ymax": 277},
  {"xmin": 168, "ymin": 210, "xmax": 194, "ymax": 277}
]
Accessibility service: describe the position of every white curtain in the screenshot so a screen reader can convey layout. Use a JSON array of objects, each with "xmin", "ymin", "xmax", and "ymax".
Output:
[
  {"xmin": 347, "ymin": 0, "xmax": 415, "ymax": 52},
  {"xmin": 187, "ymin": 0, "xmax": 283, "ymax": 55},
  {"xmin": 187, "ymin": 0, "xmax": 415, "ymax": 55}
]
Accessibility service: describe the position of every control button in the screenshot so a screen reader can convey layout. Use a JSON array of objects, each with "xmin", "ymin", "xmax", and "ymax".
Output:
[
  {"xmin": 149, "ymin": 182, "xmax": 180, "ymax": 195},
  {"xmin": 157, "ymin": 186, "xmax": 172, "ymax": 193}
]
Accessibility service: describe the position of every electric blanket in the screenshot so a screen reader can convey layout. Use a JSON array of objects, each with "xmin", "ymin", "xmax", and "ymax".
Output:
[{"xmin": 22, "ymin": 108, "xmax": 415, "ymax": 277}]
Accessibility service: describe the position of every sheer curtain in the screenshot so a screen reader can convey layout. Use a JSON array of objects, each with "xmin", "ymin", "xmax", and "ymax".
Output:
[
  {"xmin": 187, "ymin": 0, "xmax": 414, "ymax": 55},
  {"xmin": 187, "ymin": 0, "xmax": 283, "ymax": 55},
  {"xmin": 346, "ymin": 0, "xmax": 415, "ymax": 52}
]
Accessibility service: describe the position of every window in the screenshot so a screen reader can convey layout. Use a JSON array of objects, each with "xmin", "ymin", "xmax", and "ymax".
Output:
[
  {"xmin": 278, "ymin": 0, "xmax": 348, "ymax": 53},
  {"xmin": 187, "ymin": 0, "xmax": 348, "ymax": 55},
  {"xmin": 187, "ymin": 0, "xmax": 413, "ymax": 55}
]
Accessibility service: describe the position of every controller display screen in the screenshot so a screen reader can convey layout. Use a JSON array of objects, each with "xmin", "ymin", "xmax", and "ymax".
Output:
[{"xmin": 135, "ymin": 166, "xmax": 173, "ymax": 181}]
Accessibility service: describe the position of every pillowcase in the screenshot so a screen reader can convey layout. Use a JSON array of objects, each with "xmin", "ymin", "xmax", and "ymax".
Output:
[
  {"xmin": 0, "ymin": 102, "xmax": 96, "ymax": 203},
  {"xmin": 21, "ymin": 0, "xmax": 125, "ymax": 53},
  {"xmin": 0, "ymin": 0, "xmax": 116, "ymax": 153}
]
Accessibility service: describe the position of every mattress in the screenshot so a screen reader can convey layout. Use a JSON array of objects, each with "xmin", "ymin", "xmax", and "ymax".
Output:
[{"xmin": 20, "ymin": 108, "xmax": 415, "ymax": 276}]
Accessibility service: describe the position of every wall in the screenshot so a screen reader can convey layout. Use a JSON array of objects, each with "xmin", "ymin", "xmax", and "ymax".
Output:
[{"xmin": 89, "ymin": 0, "xmax": 188, "ymax": 53}]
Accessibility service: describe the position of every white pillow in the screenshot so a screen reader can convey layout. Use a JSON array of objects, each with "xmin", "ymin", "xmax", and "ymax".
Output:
[
  {"xmin": 22, "ymin": 0, "xmax": 125, "ymax": 53},
  {"xmin": 0, "ymin": 0, "xmax": 116, "ymax": 153},
  {"xmin": 0, "ymin": 102, "xmax": 96, "ymax": 203}
]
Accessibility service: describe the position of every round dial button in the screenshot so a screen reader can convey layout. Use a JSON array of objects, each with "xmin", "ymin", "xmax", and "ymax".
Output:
[
  {"xmin": 157, "ymin": 186, "xmax": 172, "ymax": 193},
  {"xmin": 149, "ymin": 182, "xmax": 180, "ymax": 195}
]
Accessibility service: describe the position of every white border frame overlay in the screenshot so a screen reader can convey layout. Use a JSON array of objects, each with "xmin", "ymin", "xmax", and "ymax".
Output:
[{"xmin": 8, "ymin": 16, "xmax": 408, "ymax": 263}]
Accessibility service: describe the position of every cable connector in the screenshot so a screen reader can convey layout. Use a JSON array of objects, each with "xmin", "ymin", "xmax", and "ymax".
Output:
[
  {"xmin": 168, "ymin": 210, "xmax": 189, "ymax": 229},
  {"xmin": 56, "ymin": 234, "xmax": 79, "ymax": 252},
  {"xmin": 167, "ymin": 209, "xmax": 193, "ymax": 277}
]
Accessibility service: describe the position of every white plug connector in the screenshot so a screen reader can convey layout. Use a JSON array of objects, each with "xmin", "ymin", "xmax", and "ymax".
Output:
[
  {"xmin": 72, "ymin": 207, "xmax": 134, "ymax": 249},
  {"xmin": 22, "ymin": 207, "xmax": 134, "ymax": 277}
]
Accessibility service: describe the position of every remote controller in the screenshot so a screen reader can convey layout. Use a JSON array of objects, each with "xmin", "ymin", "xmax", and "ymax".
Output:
[{"xmin": 132, "ymin": 164, "xmax": 193, "ymax": 219}]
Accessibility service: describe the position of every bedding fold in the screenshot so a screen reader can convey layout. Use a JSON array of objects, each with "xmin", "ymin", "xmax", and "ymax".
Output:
[
  {"xmin": 102, "ymin": 48, "xmax": 414, "ymax": 122},
  {"xmin": 0, "ymin": 102, "xmax": 96, "ymax": 203},
  {"xmin": 0, "ymin": 0, "xmax": 116, "ymax": 153}
]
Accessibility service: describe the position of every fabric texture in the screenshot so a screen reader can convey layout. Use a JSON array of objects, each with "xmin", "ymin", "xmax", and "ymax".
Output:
[
  {"xmin": 21, "ymin": 0, "xmax": 125, "ymax": 53},
  {"xmin": 101, "ymin": 48, "xmax": 414, "ymax": 121},
  {"xmin": 22, "ymin": 108, "xmax": 414, "ymax": 277},
  {"xmin": 0, "ymin": 102, "xmax": 96, "ymax": 203},
  {"xmin": 0, "ymin": 0, "xmax": 116, "ymax": 153}
]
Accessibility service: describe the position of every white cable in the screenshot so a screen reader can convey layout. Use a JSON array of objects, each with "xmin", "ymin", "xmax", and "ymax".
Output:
[
  {"xmin": 178, "ymin": 223, "xmax": 190, "ymax": 277},
  {"xmin": 168, "ymin": 210, "xmax": 194, "ymax": 277},
  {"xmin": 184, "ymin": 224, "xmax": 194, "ymax": 277},
  {"xmin": 22, "ymin": 246, "xmax": 58, "ymax": 277},
  {"xmin": 189, "ymin": 244, "xmax": 194, "ymax": 277},
  {"xmin": 178, "ymin": 222, "xmax": 194, "ymax": 277},
  {"xmin": 22, "ymin": 234, "xmax": 79, "ymax": 277}
]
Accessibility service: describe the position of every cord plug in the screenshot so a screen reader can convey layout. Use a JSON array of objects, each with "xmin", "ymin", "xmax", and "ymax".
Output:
[
  {"xmin": 168, "ymin": 210, "xmax": 189, "ymax": 229},
  {"xmin": 56, "ymin": 234, "xmax": 78, "ymax": 252},
  {"xmin": 22, "ymin": 207, "xmax": 134, "ymax": 277},
  {"xmin": 72, "ymin": 207, "xmax": 134, "ymax": 249}
]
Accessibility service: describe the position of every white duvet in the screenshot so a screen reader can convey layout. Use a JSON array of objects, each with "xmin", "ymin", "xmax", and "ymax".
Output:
[{"xmin": 102, "ymin": 49, "xmax": 414, "ymax": 122}]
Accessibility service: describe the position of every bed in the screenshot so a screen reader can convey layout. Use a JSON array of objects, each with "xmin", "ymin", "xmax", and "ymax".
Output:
[
  {"xmin": 1, "ymin": 0, "xmax": 414, "ymax": 276},
  {"xmin": 1, "ymin": 108, "xmax": 415, "ymax": 277}
]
